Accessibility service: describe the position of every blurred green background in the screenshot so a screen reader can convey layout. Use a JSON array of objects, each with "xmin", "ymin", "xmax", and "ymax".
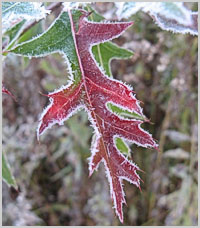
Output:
[{"xmin": 2, "ymin": 2, "xmax": 198, "ymax": 226}]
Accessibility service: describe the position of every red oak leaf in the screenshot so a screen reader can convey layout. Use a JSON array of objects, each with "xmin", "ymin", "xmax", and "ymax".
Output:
[{"xmin": 37, "ymin": 10, "xmax": 158, "ymax": 223}]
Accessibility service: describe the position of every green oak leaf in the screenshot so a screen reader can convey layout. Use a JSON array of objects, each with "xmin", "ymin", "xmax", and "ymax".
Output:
[
  {"xmin": 92, "ymin": 42, "xmax": 133, "ymax": 77},
  {"xmin": 115, "ymin": 137, "xmax": 131, "ymax": 157},
  {"xmin": 3, "ymin": 20, "xmax": 26, "ymax": 51},
  {"xmin": 107, "ymin": 102, "xmax": 146, "ymax": 121},
  {"xmin": 85, "ymin": 5, "xmax": 104, "ymax": 22},
  {"xmin": 2, "ymin": 152, "xmax": 17, "ymax": 189},
  {"xmin": 18, "ymin": 20, "xmax": 43, "ymax": 44},
  {"xmin": 10, "ymin": 10, "xmax": 83, "ymax": 85}
]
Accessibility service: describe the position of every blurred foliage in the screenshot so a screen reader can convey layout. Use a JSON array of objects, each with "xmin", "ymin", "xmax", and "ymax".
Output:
[
  {"xmin": 2, "ymin": 2, "xmax": 198, "ymax": 226},
  {"xmin": 2, "ymin": 151, "xmax": 17, "ymax": 189}
]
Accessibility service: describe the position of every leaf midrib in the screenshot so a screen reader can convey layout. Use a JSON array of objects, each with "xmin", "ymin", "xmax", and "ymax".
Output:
[{"xmin": 68, "ymin": 9, "xmax": 114, "ymax": 179}]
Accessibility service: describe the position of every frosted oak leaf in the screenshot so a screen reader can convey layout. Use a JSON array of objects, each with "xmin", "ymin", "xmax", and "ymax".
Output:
[{"xmin": 10, "ymin": 9, "xmax": 158, "ymax": 223}]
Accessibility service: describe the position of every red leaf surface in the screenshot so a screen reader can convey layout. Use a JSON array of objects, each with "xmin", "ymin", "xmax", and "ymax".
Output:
[{"xmin": 38, "ymin": 10, "xmax": 158, "ymax": 222}]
